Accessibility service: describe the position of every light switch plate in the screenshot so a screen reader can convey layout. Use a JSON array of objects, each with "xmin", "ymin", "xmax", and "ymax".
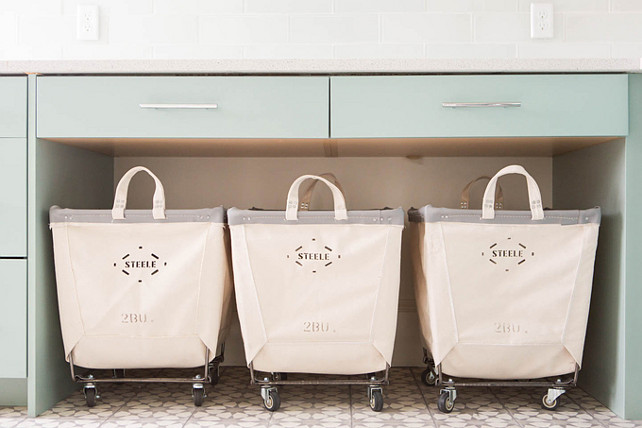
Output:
[
  {"xmin": 77, "ymin": 5, "xmax": 99, "ymax": 41},
  {"xmin": 530, "ymin": 3, "xmax": 554, "ymax": 39}
]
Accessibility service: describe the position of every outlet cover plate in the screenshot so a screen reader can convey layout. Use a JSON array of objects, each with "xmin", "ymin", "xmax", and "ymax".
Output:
[
  {"xmin": 77, "ymin": 5, "xmax": 99, "ymax": 41},
  {"xmin": 530, "ymin": 3, "xmax": 554, "ymax": 39}
]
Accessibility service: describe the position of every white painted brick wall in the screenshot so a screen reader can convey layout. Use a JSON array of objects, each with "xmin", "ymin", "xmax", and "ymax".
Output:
[{"xmin": 0, "ymin": 0, "xmax": 641, "ymax": 60}]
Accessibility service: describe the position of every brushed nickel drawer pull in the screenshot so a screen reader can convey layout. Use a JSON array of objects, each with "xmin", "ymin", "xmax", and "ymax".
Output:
[
  {"xmin": 139, "ymin": 103, "xmax": 219, "ymax": 110},
  {"xmin": 442, "ymin": 102, "xmax": 522, "ymax": 108}
]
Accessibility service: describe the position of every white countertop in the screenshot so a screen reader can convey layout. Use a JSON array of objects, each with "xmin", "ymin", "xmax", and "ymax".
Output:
[{"xmin": 1, "ymin": 58, "xmax": 640, "ymax": 74}]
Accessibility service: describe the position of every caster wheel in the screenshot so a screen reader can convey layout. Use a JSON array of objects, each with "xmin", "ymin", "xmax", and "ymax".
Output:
[
  {"xmin": 421, "ymin": 368, "xmax": 437, "ymax": 386},
  {"xmin": 280, "ymin": 373, "xmax": 288, "ymax": 381},
  {"xmin": 210, "ymin": 366, "xmax": 220, "ymax": 386},
  {"xmin": 210, "ymin": 372, "xmax": 219, "ymax": 385},
  {"xmin": 193, "ymin": 387, "xmax": 205, "ymax": 407},
  {"xmin": 437, "ymin": 391, "xmax": 455, "ymax": 413},
  {"xmin": 369, "ymin": 389, "xmax": 384, "ymax": 412},
  {"xmin": 263, "ymin": 389, "xmax": 281, "ymax": 412},
  {"xmin": 541, "ymin": 394, "xmax": 560, "ymax": 410},
  {"xmin": 84, "ymin": 388, "xmax": 97, "ymax": 408}
]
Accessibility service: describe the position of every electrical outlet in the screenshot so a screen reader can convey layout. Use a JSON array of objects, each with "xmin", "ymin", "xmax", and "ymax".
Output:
[
  {"xmin": 530, "ymin": 3, "xmax": 553, "ymax": 39},
  {"xmin": 77, "ymin": 5, "xmax": 99, "ymax": 41}
]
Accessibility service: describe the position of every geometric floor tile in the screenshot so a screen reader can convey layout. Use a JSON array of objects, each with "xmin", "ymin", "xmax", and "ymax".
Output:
[{"xmin": 1, "ymin": 367, "xmax": 641, "ymax": 428}]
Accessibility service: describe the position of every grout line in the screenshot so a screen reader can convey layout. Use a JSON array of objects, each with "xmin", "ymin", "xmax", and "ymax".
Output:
[
  {"xmin": 180, "ymin": 389, "xmax": 200, "ymax": 428},
  {"xmin": 13, "ymin": 417, "xmax": 27, "ymax": 428},
  {"xmin": 566, "ymin": 388, "xmax": 611, "ymax": 428},
  {"xmin": 487, "ymin": 386, "xmax": 526, "ymax": 428},
  {"xmin": 96, "ymin": 383, "xmax": 137, "ymax": 427},
  {"xmin": 409, "ymin": 367, "xmax": 439, "ymax": 427},
  {"xmin": 349, "ymin": 384, "xmax": 353, "ymax": 428}
]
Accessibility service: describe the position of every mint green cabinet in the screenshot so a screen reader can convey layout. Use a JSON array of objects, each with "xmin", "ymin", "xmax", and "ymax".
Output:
[
  {"xmin": 0, "ymin": 260, "xmax": 26, "ymax": 378},
  {"xmin": 0, "ymin": 77, "xmax": 27, "ymax": 138},
  {"xmin": 331, "ymin": 74, "xmax": 628, "ymax": 138},
  {"xmin": 0, "ymin": 77, "xmax": 28, "ymax": 406},
  {"xmin": 0, "ymin": 138, "xmax": 27, "ymax": 257},
  {"xmin": 37, "ymin": 76, "xmax": 330, "ymax": 139}
]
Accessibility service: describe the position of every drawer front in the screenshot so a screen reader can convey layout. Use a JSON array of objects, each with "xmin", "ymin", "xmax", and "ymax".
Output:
[
  {"xmin": 0, "ymin": 139, "xmax": 26, "ymax": 257},
  {"xmin": 0, "ymin": 77, "xmax": 27, "ymax": 138},
  {"xmin": 331, "ymin": 74, "xmax": 628, "ymax": 138},
  {"xmin": 0, "ymin": 260, "xmax": 26, "ymax": 378},
  {"xmin": 38, "ymin": 76, "xmax": 329, "ymax": 138}
]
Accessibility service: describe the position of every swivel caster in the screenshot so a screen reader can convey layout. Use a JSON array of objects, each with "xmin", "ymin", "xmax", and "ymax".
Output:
[
  {"xmin": 421, "ymin": 367, "xmax": 437, "ymax": 386},
  {"xmin": 541, "ymin": 388, "xmax": 565, "ymax": 411},
  {"xmin": 437, "ymin": 388, "xmax": 456, "ymax": 413},
  {"xmin": 83, "ymin": 384, "xmax": 99, "ymax": 408},
  {"xmin": 210, "ymin": 364, "xmax": 220, "ymax": 386},
  {"xmin": 192, "ymin": 384, "xmax": 205, "ymax": 407},
  {"xmin": 261, "ymin": 386, "xmax": 280, "ymax": 412},
  {"xmin": 368, "ymin": 386, "xmax": 384, "ymax": 412}
]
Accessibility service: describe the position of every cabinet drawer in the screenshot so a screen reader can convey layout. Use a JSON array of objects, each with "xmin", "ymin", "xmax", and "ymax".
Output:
[
  {"xmin": 37, "ymin": 76, "xmax": 329, "ymax": 139},
  {"xmin": 331, "ymin": 74, "xmax": 628, "ymax": 138},
  {"xmin": 0, "ymin": 77, "xmax": 27, "ymax": 138},
  {"xmin": 0, "ymin": 260, "xmax": 26, "ymax": 378},
  {"xmin": 0, "ymin": 139, "xmax": 26, "ymax": 257}
]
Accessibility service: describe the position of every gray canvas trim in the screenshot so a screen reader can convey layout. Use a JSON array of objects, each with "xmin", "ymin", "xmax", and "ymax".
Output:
[
  {"xmin": 227, "ymin": 207, "xmax": 404, "ymax": 226},
  {"xmin": 50, "ymin": 206, "xmax": 226, "ymax": 224},
  {"xmin": 408, "ymin": 206, "xmax": 601, "ymax": 226}
]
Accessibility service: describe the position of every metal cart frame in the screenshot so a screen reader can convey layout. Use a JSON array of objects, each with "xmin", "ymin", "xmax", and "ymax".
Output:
[
  {"xmin": 248, "ymin": 362, "xmax": 391, "ymax": 412},
  {"xmin": 70, "ymin": 343, "xmax": 226, "ymax": 407},
  {"xmin": 420, "ymin": 348, "xmax": 579, "ymax": 413}
]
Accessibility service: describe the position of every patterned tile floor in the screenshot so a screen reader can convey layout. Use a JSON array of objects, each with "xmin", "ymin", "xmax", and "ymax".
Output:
[{"xmin": 1, "ymin": 367, "xmax": 641, "ymax": 428}]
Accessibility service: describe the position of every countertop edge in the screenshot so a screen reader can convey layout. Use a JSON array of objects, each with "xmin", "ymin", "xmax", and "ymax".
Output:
[{"xmin": 0, "ymin": 58, "xmax": 640, "ymax": 74}]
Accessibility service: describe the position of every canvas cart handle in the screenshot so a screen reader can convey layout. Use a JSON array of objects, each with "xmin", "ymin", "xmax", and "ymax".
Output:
[
  {"xmin": 300, "ymin": 172, "xmax": 344, "ymax": 211},
  {"xmin": 460, "ymin": 176, "xmax": 504, "ymax": 209},
  {"xmin": 482, "ymin": 165, "xmax": 544, "ymax": 221},
  {"xmin": 286, "ymin": 175, "xmax": 348, "ymax": 221},
  {"xmin": 112, "ymin": 166, "xmax": 167, "ymax": 220}
]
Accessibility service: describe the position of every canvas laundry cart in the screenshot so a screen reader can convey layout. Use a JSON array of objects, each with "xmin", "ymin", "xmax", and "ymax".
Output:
[
  {"xmin": 228, "ymin": 175, "xmax": 404, "ymax": 412},
  {"xmin": 409, "ymin": 165, "xmax": 601, "ymax": 413},
  {"xmin": 50, "ymin": 166, "xmax": 232, "ymax": 407}
]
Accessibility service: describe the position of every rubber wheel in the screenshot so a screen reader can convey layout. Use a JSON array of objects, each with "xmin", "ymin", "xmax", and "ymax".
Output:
[
  {"xmin": 210, "ymin": 367, "xmax": 220, "ymax": 386},
  {"xmin": 193, "ymin": 388, "xmax": 205, "ymax": 407},
  {"xmin": 541, "ymin": 394, "xmax": 560, "ymax": 411},
  {"xmin": 421, "ymin": 368, "xmax": 437, "ymax": 386},
  {"xmin": 437, "ymin": 391, "xmax": 455, "ymax": 413},
  {"xmin": 84, "ymin": 388, "xmax": 96, "ymax": 407},
  {"xmin": 369, "ymin": 389, "xmax": 384, "ymax": 412},
  {"xmin": 263, "ymin": 389, "xmax": 281, "ymax": 412}
]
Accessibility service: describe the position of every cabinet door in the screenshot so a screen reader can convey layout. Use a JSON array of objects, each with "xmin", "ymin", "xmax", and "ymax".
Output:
[
  {"xmin": 0, "ymin": 77, "xmax": 27, "ymax": 138},
  {"xmin": 0, "ymin": 260, "xmax": 26, "ymax": 378},
  {"xmin": 0, "ymin": 139, "xmax": 26, "ymax": 257},
  {"xmin": 37, "ymin": 76, "xmax": 330, "ymax": 139},
  {"xmin": 331, "ymin": 74, "xmax": 628, "ymax": 138}
]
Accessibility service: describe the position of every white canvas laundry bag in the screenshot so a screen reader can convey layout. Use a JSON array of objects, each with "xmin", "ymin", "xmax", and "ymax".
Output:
[
  {"xmin": 409, "ymin": 165, "xmax": 600, "ymax": 379},
  {"xmin": 50, "ymin": 166, "xmax": 232, "ymax": 369},
  {"xmin": 228, "ymin": 175, "xmax": 404, "ymax": 375}
]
